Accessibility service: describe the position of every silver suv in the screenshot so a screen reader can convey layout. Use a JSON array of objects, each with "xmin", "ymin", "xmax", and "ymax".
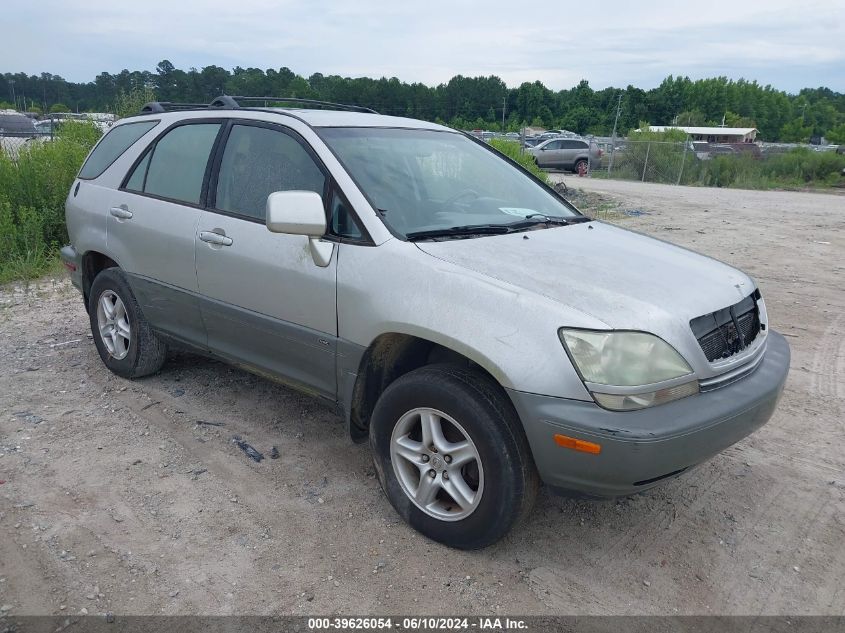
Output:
[
  {"xmin": 62, "ymin": 96, "xmax": 789, "ymax": 549},
  {"xmin": 527, "ymin": 137, "xmax": 602, "ymax": 172}
]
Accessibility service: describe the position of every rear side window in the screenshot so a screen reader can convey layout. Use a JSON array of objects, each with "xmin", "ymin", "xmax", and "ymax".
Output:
[
  {"xmin": 561, "ymin": 140, "xmax": 588, "ymax": 149},
  {"xmin": 78, "ymin": 121, "xmax": 158, "ymax": 179},
  {"xmin": 214, "ymin": 124, "xmax": 325, "ymax": 221},
  {"xmin": 141, "ymin": 123, "xmax": 221, "ymax": 205}
]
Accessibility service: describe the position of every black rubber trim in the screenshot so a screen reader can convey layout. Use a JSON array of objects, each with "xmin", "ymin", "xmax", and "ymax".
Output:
[{"xmin": 633, "ymin": 467, "xmax": 688, "ymax": 487}]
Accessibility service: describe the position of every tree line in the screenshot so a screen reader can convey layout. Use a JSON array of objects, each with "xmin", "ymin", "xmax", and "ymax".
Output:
[{"xmin": 3, "ymin": 61, "xmax": 844, "ymax": 143}]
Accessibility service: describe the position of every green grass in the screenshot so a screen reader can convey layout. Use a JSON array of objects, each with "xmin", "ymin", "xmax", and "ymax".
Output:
[
  {"xmin": 0, "ymin": 122, "xmax": 100, "ymax": 283},
  {"xmin": 488, "ymin": 139, "xmax": 548, "ymax": 183},
  {"xmin": 604, "ymin": 145, "xmax": 845, "ymax": 190},
  {"xmin": 687, "ymin": 149, "xmax": 845, "ymax": 189}
]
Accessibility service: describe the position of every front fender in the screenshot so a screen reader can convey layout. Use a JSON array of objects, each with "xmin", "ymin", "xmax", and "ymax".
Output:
[{"xmin": 336, "ymin": 240, "xmax": 602, "ymax": 401}]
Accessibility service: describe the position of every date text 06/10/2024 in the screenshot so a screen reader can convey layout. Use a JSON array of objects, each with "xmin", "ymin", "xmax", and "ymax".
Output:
[{"xmin": 306, "ymin": 617, "xmax": 529, "ymax": 631}]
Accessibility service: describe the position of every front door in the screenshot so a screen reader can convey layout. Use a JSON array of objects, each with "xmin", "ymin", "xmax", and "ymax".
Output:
[
  {"xmin": 194, "ymin": 121, "xmax": 337, "ymax": 398},
  {"xmin": 538, "ymin": 140, "xmax": 563, "ymax": 167}
]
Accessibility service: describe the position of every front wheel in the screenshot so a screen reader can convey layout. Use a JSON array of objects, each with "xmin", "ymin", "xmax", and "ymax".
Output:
[{"xmin": 370, "ymin": 364, "xmax": 538, "ymax": 549}]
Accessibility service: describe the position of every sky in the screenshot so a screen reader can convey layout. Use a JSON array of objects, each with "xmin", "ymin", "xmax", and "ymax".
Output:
[{"xmin": 3, "ymin": 0, "xmax": 843, "ymax": 92}]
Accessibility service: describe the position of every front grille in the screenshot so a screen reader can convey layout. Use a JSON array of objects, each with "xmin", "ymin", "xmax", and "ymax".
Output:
[{"xmin": 691, "ymin": 290, "xmax": 762, "ymax": 362}]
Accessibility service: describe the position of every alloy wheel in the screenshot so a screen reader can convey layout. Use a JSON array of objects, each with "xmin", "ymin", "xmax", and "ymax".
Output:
[
  {"xmin": 96, "ymin": 290, "xmax": 131, "ymax": 360},
  {"xmin": 390, "ymin": 407, "xmax": 484, "ymax": 521}
]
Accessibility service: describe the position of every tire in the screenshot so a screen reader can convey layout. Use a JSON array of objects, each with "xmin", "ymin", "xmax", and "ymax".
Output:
[
  {"xmin": 574, "ymin": 158, "xmax": 588, "ymax": 173},
  {"xmin": 88, "ymin": 267, "xmax": 167, "ymax": 379},
  {"xmin": 370, "ymin": 364, "xmax": 539, "ymax": 549}
]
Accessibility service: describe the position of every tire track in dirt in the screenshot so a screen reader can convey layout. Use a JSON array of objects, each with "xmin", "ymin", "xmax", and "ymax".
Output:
[{"xmin": 810, "ymin": 314, "xmax": 845, "ymax": 411}]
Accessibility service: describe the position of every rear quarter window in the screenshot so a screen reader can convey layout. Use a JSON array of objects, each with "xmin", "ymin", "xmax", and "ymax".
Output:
[
  {"xmin": 561, "ymin": 140, "xmax": 588, "ymax": 149},
  {"xmin": 78, "ymin": 120, "xmax": 159, "ymax": 180}
]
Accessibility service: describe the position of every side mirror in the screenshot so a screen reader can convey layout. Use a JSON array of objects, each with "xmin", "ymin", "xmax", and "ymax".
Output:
[
  {"xmin": 266, "ymin": 191, "xmax": 326, "ymax": 237},
  {"xmin": 265, "ymin": 190, "xmax": 334, "ymax": 267}
]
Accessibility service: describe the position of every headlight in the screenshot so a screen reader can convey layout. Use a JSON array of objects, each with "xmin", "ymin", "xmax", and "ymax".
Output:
[{"xmin": 559, "ymin": 329, "xmax": 698, "ymax": 411}]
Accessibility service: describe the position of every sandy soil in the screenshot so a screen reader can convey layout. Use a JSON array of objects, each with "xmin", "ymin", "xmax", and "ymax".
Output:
[{"xmin": 1, "ymin": 178, "xmax": 843, "ymax": 617}]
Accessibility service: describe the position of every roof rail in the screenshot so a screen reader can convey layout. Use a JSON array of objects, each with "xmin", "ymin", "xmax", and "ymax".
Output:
[
  {"xmin": 139, "ymin": 101, "xmax": 211, "ymax": 114},
  {"xmin": 137, "ymin": 95, "xmax": 377, "ymax": 116},
  {"xmin": 212, "ymin": 96, "xmax": 378, "ymax": 114}
]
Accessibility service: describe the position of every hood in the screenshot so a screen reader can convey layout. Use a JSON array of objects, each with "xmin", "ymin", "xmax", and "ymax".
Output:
[{"xmin": 415, "ymin": 221, "xmax": 754, "ymax": 330}]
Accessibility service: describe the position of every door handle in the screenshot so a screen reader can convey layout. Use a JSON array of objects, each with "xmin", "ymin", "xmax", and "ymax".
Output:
[
  {"xmin": 109, "ymin": 206, "xmax": 133, "ymax": 219},
  {"xmin": 199, "ymin": 231, "xmax": 233, "ymax": 246}
]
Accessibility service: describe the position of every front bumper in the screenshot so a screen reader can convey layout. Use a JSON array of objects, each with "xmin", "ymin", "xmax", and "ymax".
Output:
[
  {"xmin": 60, "ymin": 245, "xmax": 83, "ymax": 293},
  {"xmin": 507, "ymin": 331, "xmax": 790, "ymax": 497}
]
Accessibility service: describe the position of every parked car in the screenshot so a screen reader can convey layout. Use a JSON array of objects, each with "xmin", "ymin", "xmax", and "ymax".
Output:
[
  {"xmin": 0, "ymin": 112, "xmax": 39, "ymax": 159},
  {"xmin": 0, "ymin": 111, "xmax": 37, "ymax": 135},
  {"xmin": 527, "ymin": 137, "xmax": 602, "ymax": 172},
  {"xmin": 691, "ymin": 141, "xmax": 762, "ymax": 161},
  {"xmin": 62, "ymin": 97, "xmax": 789, "ymax": 549}
]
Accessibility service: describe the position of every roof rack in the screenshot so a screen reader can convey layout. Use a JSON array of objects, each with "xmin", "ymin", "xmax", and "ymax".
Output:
[
  {"xmin": 214, "ymin": 96, "xmax": 378, "ymax": 114},
  {"xmin": 138, "ymin": 95, "xmax": 377, "ymax": 115},
  {"xmin": 139, "ymin": 102, "xmax": 211, "ymax": 114}
]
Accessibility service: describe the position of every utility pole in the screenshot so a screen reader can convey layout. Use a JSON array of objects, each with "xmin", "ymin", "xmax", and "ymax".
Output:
[
  {"xmin": 608, "ymin": 92, "xmax": 623, "ymax": 174},
  {"xmin": 9, "ymin": 80, "xmax": 16, "ymax": 110},
  {"xmin": 502, "ymin": 96, "xmax": 506, "ymax": 133}
]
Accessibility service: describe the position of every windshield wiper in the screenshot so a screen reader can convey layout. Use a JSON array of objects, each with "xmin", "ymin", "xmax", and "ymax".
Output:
[
  {"xmin": 517, "ymin": 213, "xmax": 591, "ymax": 227},
  {"xmin": 406, "ymin": 224, "xmax": 512, "ymax": 241}
]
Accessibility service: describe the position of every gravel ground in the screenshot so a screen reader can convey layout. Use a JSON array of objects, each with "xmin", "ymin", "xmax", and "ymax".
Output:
[{"xmin": 1, "ymin": 178, "xmax": 843, "ymax": 617}]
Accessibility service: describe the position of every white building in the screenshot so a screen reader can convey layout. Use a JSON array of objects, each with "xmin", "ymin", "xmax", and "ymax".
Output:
[{"xmin": 648, "ymin": 126, "xmax": 758, "ymax": 143}]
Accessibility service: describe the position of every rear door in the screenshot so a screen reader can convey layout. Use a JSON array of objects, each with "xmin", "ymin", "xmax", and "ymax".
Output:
[
  {"xmin": 563, "ymin": 139, "xmax": 590, "ymax": 169},
  {"xmin": 194, "ymin": 120, "xmax": 337, "ymax": 398},
  {"xmin": 107, "ymin": 120, "xmax": 224, "ymax": 346},
  {"xmin": 557, "ymin": 139, "xmax": 578, "ymax": 168}
]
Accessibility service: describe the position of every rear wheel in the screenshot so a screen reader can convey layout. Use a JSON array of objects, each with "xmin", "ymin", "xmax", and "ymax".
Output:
[
  {"xmin": 88, "ymin": 267, "xmax": 167, "ymax": 379},
  {"xmin": 370, "ymin": 364, "xmax": 538, "ymax": 549},
  {"xmin": 574, "ymin": 158, "xmax": 588, "ymax": 173}
]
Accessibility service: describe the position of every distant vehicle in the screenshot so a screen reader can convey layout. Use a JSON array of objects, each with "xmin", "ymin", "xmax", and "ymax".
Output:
[
  {"xmin": 691, "ymin": 142, "xmax": 762, "ymax": 161},
  {"xmin": 505, "ymin": 132, "xmax": 519, "ymax": 139},
  {"xmin": 0, "ymin": 113, "xmax": 38, "ymax": 158},
  {"xmin": 0, "ymin": 111, "xmax": 37, "ymax": 135},
  {"xmin": 527, "ymin": 138, "xmax": 602, "ymax": 172},
  {"xmin": 537, "ymin": 129, "xmax": 580, "ymax": 140},
  {"xmin": 34, "ymin": 120, "xmax": 57, "ymax": 135},
  {"xmin": 42, "ymin": 112, "xmax": 115, "ymax": 134}
]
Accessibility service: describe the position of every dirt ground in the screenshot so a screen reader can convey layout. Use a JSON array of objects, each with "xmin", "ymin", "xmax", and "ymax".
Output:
[{"xmin": 1, "ymin": 178, "xmax": 843, "ymax": 617}]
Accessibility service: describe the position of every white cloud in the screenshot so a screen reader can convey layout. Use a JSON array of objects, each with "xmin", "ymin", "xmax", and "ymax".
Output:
[{"xmin": 2, "ymin": 0, "xmax": 842, "ymax": 91}]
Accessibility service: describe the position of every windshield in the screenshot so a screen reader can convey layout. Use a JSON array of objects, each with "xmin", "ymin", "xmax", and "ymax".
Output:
[{"xmin": 318, "ymin": 127, "xmax": 580, "ymax": 238}]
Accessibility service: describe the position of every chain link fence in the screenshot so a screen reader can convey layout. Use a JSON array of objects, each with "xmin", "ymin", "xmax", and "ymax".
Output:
[
  {"xmin": 600, "ymin": 140, "xmax": 693, "ymax": 184},
  {"xmin": 0, "ymin": 133, "xmax": 53, "ymax": 160}
]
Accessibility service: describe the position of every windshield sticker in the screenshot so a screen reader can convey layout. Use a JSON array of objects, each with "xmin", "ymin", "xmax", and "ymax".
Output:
[{"xmin": 498, "ymin": 207, "xmax": 537, "ymax": 217}]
